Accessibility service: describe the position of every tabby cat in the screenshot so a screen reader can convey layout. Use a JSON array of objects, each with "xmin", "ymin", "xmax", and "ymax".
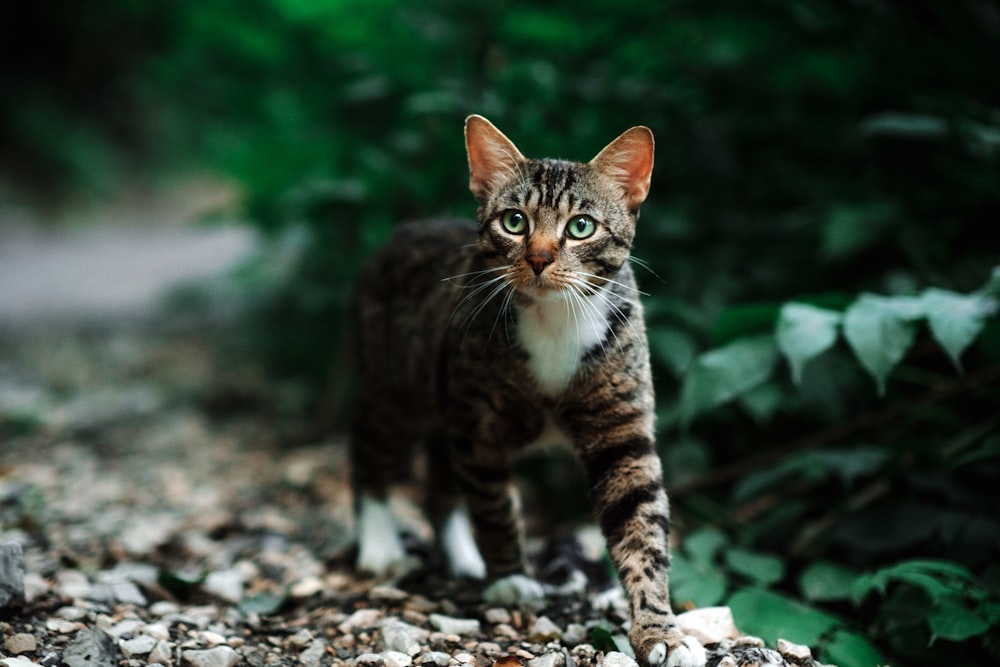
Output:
[{"xmin": 349, "ymin": 115, "xmax": 706, "ymax": 667}]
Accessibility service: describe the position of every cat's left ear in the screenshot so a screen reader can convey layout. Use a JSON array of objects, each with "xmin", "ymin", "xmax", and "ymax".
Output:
[{"xmin": 589, "ymin": 126, "xmax": 654, "ymax": 211}]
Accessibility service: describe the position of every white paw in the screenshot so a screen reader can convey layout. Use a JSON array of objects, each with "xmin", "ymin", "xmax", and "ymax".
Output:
[
  {"xmin": 483, "ymin": 574, "xmax": 546, "ymax": 608},
  {"xmin": 441, "ymin": 506, "xmax": 486, "ymax": 579},
  {"xmin": 665, "ymin": 637, "xmax": 706, "ymax": 667},
  {"xmin": 356, "ymin": 495, "xmax": 406, "ymax": 575}
]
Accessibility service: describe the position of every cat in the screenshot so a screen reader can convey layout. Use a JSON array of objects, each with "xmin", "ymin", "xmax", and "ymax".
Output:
[{"xmin": 349, "ymin": 115, "xmax": 706, "ymax": 667}]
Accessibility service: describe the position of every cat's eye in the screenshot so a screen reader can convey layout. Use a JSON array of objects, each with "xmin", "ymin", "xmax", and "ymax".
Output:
[
  {"xmin": 500, "ymin": 210, "xmax": 528, "ymax": 235},
  {"xmin": 566, "ymin": 215, "xmax": 597, "ymax": 240}
]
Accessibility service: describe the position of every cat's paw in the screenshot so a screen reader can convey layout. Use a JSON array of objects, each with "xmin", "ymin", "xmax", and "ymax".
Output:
[
  {"xmin": 441, "ymin": 507, "xmax": 487, "ymax": 579},
  {"xmin": 356, "ymin": 495, "xmax": 407, "ymax": 576},
  {"xmin": 633, "ymin": 629, "xmax": 706, "ymax": 667},
  {"xmin": 483, "ymin": 574, "xmax": 546, "ymax": 608}
]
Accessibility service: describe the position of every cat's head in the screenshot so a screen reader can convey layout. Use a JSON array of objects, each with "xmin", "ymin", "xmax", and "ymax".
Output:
[{"xmin": 464, "ymin": 115, "xmax": 653, "ymax": 301}]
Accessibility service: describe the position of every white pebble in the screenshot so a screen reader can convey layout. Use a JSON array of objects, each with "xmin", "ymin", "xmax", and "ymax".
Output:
[
  {"xmin": 382, "ymin": 650, "xmax": 413, "ymax": 667},
  {"xmin": 421, "ymin": 652, "xmax": 452, "ymax": 667},
  {"xmin": 149, "ymin": 640, "xmax": 174, "ymax": 664},
  {"xmin": 602, "ymin": 652, "xmax": 638, "ymax": 667},
  {"xmin": 181, "ymin": 645, "xmax": 240, "ymax": 667},
  {"xmin": 119, "ymin": 634, "xmax": 157, "ymax": 658},
  {"xmin": 429, "ymin": 614, "xmax": 480, "ymax": 636}
]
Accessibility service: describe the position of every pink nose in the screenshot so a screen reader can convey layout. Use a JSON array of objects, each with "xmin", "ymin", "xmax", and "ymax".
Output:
[{"xmin": 526, "ymin": 250, "xmax": 554, "ymax": 275}]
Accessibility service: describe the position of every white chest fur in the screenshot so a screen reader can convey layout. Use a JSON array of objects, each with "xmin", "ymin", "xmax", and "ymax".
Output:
[{"xmin": 516, "ymin": 292, "xmax": 610, "ymax": 395}]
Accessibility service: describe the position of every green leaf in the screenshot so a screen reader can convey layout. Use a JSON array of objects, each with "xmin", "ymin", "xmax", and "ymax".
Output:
[
  {"xmin": 851, "ymin": 559, "xmax": 985, "ymax": 605},
  {"xmin": 919, "ymin": 288, "xmax": 995, "ymax": 370},
  {"xmin": 648, "ymin": 326, "xmax": 698, "ymax": 377},
  {"xmin": 776, "ymin": 302, "xmax": 842, "ymax": 385},
  {"xmin": 670, "ymin": 551, "xmax": 728, "ymax": 607},
  {"xmin": 728, "ymin": 588, "xmax": 839, "ymax": 645},
  {"xmin": 822, "ymin": 629, "xmax": 886, "ymax": 667},
  {"xmin": 724, "ymin": 548, "xmax": 785, "ymax": 586},
  {"xmin": 843, "ymin": 294, "xmax": 922, "ymax": 395},
  {"xmin": 928, "ymin": 596, "xmax": 991, "ymax": 642},
  {"xmin": 680, "ymin": 334, "xmax": 779, "ymax": 423},
  {"xmin": 711, "ymin": 303, "xmax": 782, "ymax": 346},
  {"xmin": 683, "ymin": 527, "xmax": 728, "ymax": 563},
  {"xmin": 239, "ymin": 590, "xmax": 287, "ymax": 616},
  {"xmin": 799, "ymin": 561, "xmax": 858, "ymax": 602},
  {"xmin": 588, "ymin": 624, "xmax": 618, "ymax": 653},
  {"xmin": 738, "ymin": 381, "xmax": 785, "ymax": 423}
]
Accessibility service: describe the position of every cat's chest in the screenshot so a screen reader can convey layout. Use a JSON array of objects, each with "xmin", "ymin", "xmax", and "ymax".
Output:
[{"xmin": 516, "ymin": 293, "xmax": 610, "ymax": 395}]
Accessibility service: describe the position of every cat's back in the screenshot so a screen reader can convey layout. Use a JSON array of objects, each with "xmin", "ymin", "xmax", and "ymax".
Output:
[{"xmin": 358, "ymin": 218, "xmax": 477, "ymax": 299}]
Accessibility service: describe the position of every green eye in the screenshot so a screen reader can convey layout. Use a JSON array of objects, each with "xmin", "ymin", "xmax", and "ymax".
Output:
[
  {"xmin": 566, "ymin": 215, "xmax": 597, "ymax": 239},
  {"xmin": 500, "ymin": 210, "xmax": 528, "ymax": 235}
]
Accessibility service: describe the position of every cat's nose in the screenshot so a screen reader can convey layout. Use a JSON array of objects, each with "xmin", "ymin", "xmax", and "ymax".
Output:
[{"xmin": 526, "ymin": 250, "xmax": 554, "ymax": 275}]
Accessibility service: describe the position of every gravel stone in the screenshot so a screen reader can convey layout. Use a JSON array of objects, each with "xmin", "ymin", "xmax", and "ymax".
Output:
[
  {"xmin": 429, "ymin": 614, "xmax": 481, "ymax": 636},
  {"xmin": 4, "ymin": 632, "xmax": 37, "ymax": 655},
  {"xmin": 355, "ymin": 653, "xmax": 386, "ymax": 666},
  {"xmin": 181, "ymin": 646, "xmax": 241, "ymax": 667},
  {"xmin": 63, "ymin": 629, "xmax": 119, "ymax": 667},
  {"xmin": 528, "ymin": 617, "xmax": 562, "ymax": 643},
  {"xmin": 1, "ymin": 658, "xmax": 39, "ymax": 667},
  {"xmin": 339, "ymin": 608, "xmax": 383, "ymax": 632},
  {"xmin": 119, "ymin": 634, "xmax": 158, "ymax": 658},
  {"xmin": 382, "ymin": 618, "xmax": 431, "ymax": 654},
  {"xmin": 149, "ymin": 640, "xmax": 174, "ymax": 664},
  {"xmin": 0, "ymin": 542, "xmax": 25, "ymax": 610},
  {"xmin": 421, "ymin": 652, "xmax": 452, "ymax": 666},
  {"xmin": 203, "ymin": 568, "xmax": 245, "ymax": 604},
  {"xmin": 484, "ymin": 608, "xmax": 512, "ymax": 625},
  {"xmin": 300, "ymin": 639, "xmax": 327, "ymax": 667},
  {"xmin": 383, "ymin": 650, "xmax": 414, "ymax": 667},
  {"xmin": 528, "ymin": 652, "xmax": 564, "ymax": 667},
  {"xmin": 601, "ymin": 652, "xmax": 638, "ymax": 667},
  {"xmin": 777, "ymin": 639, "xmax": 812, "ymax": 664}
]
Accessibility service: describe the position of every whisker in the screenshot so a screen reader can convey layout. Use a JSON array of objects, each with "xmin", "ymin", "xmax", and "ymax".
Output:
[
  {"xmin": 628, "ymin": 256, "xmax": 666, "ymax": 284},
  {"xmin": 575, "ymin": 270, "xmax": 648, "ymax": 297},
  {"xmin": 443, "ymin": 264, "xmax": 512, "ymax": 286}
]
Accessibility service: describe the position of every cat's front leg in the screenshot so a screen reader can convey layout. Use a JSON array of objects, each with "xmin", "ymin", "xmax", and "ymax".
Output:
[
  {"xmin": 577, "ymin": 433, "xmax": 706, "ymax": 667},
  {"xmin": 450, "ymin": 444, "xmax": 545, "ymax": 605}
]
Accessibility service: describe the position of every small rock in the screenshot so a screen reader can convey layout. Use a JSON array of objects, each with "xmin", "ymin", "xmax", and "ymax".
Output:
[
  {"xmin": 201, "ymin": 631, "xmax": 228, "ymax": 646},
  {"xmin": 120, "ymin": 635, "xmax": 158, "ymax": 658},
  {"xmin": 422, "ymin": 652, "xmax": 452, "ymax": 666},
  {"xmin": 429, "ymin": 614, "xmax": 480, "ymax": 636},
  {"xmin": 47, "ymin": 617, "xmax": 83, "ymax": 633},
  {"xmin": 527, "ymin": 653, "xmax": 564, "ymax": 667},
  {"xmin": 371, "ymin": 585, "xmax": 409, "ymax": 602},
  {"xmin": 528, "ymin": 616, "xmax": 562, "ymax": 643},
  {"xmin": 453, "ymin": 654, "xmax": 475, "ymax": 664},
  {"xmin": 601, "ymin": 652, "xmax": 638, "ymax": 667},
  {"xmin": 777, "ymin": 638, "xmax": 813, "ymax": 664},
  {"xmin": 64, "ymin": 629, "xmax": 119, "ymax": 667},
  {"xmin": 484, "ymin": 608, "xmax": 512, "ymax": 625},
  {"xmin": 149, "ymin": 601, "xmax": 180, "ymax": 617},
  {"xmin": 301, "ymin": 639, "xmax": 327, "ymax": 667},
  {"xmin": 290, "ymin": 576, "xmax": 325, "ymax": 598},
  {"xmin": 382, "ymin": 650, "xmax": 413, "ymax": 667},
  {"xmin": 492, "ymin": 624, "xmax": 519, "ymax": 639},
  {"xmin": 288, "ymin": 629, "xmax": 314, "ymax": 648},
  {"xmin": 142, "ymin": 623, "xmax": 171, "ymax": 641},
  {"xmin": 339, "ymin": 608, "xmax": 383, "ymax": 633},
  {"xmin": 0, "ymin": 543, "xmax": 25, "ymax": 610},
  {"xmin": 381, "ymin": 618, "xmax": 431, "ymax": 654},
  {"xmin": 203, "ymin": 569, "xmax": 245, "ymax": 604},
  {"xmin": 563, "ymin": 623, "xmax": 587, "ymax": 646},
  {"xmin": 1, "ymin": 658, "xmax": 38, "ymax": 667},
  {"xmin": 676, "ymin": 606, "xmax": 739, "ymax": 645},
  {"xmin": 108, "ymin": 619, "xmax": 145, "ymax": 639},
  {"xmin": 22, "ymin": 570, "xmax": 48, "ymax": 601},
  {"xmin": 4, "ymin": 633, "xmax": 36, "ymax": 655},
  {"xmin": 181, "ymin": 646, "xmax": 241, "ymax": 667},
  {"xmin": 733, "ymin": 636, "xmax": 765, "ymax": 648},
  {"xmin": 149, "ymin": 640, "xmax": 173, "ymax": 663},
  {"xmin": 355, "ymin": 654, "xmax": 385, "ymax": 666}
]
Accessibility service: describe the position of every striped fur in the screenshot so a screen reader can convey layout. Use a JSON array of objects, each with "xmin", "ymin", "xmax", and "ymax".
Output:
[{"xmin": 349, "ymin": 116, "xmax": 704, "ymax": 667}]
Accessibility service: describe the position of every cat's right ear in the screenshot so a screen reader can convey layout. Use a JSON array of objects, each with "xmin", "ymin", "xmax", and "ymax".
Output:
[{"xmin": 465, "ymin": 115, "xmax": 525, "ymax": 202}]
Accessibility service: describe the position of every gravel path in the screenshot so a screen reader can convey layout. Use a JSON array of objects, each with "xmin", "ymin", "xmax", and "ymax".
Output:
[{"xmin": 0, "ymin": 193, "xmax": 830, "ymax": 667}]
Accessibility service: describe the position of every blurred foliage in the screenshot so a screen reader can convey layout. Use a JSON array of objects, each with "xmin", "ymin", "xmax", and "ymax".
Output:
[{"xmin": 4, "ymin": 1, "xmax": 1000, "ymax": 665}]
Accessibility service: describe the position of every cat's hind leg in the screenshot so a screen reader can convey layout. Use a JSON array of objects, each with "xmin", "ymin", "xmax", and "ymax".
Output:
[{"xmin": 350, "ymin": 404, "xmax": 413, "ymax": 576}]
